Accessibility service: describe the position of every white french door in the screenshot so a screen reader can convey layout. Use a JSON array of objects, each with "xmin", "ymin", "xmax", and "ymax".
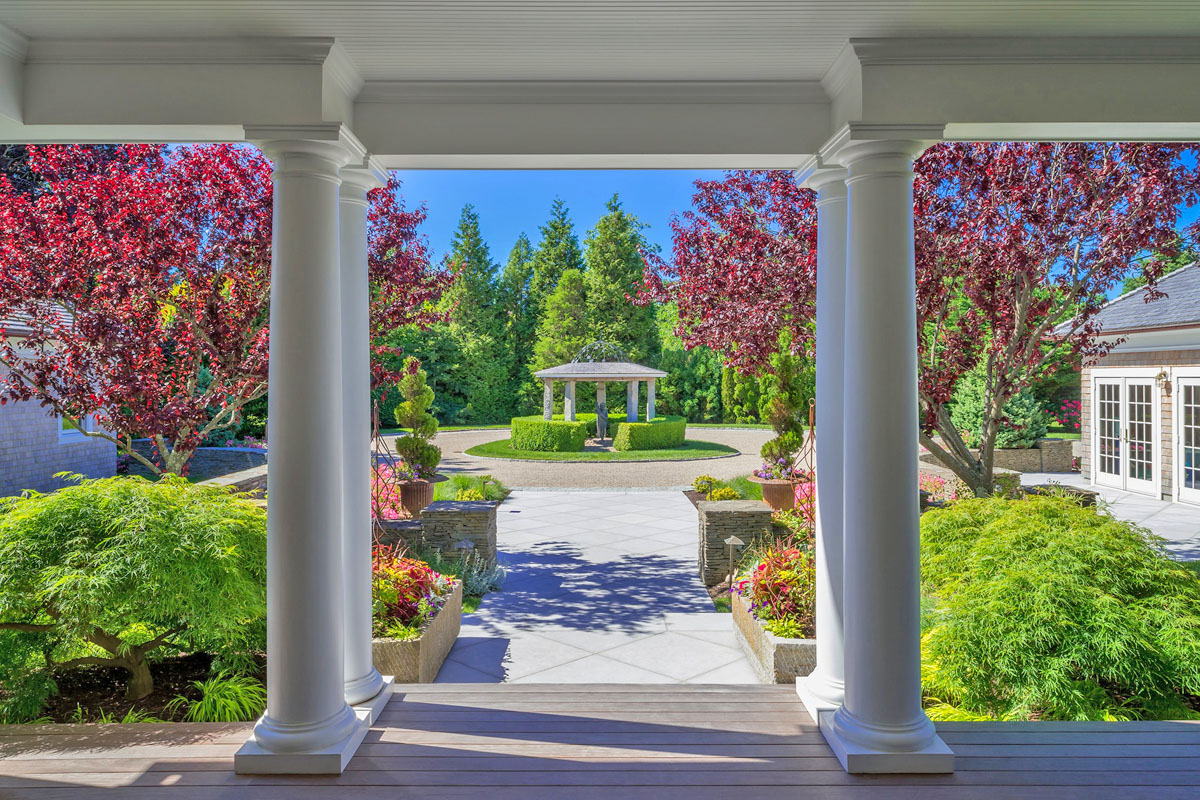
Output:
[
  {"xmin": 1178, "ymin": 379, "xmax": 1200, "ymax": 504},
  {"xmin": 1093, "ymin": 375, "xmax": 1158, "ymax": 496}
]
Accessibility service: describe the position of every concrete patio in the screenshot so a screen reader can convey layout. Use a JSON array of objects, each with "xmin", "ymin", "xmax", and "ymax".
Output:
[
  {"xmin": 1021, "ymin": 472, "xmax": 1200, "ymax": 560},
  {"xmin": 436, "ymin": 490, "xmax": 758, "ymax": 684}
]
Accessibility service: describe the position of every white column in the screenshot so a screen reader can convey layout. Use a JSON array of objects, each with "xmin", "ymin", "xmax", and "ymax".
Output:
[
  {"xmin": 338, "ymin": 160, "xmax": 392, "ymax": 718},
  {"xmin": 820, "ymin": 138, "xmax": 952, "ymax": 773},
  {"xmin": 564, "ymin": 380, "xmax": 576, "ymax": 421},
  {"xmin": 235, "ymin": 129, "xmax": 367, "ymax": 775},
  {"xmin": 646, "ymin": 378, "xmax": 656, "ymax": 420},
  {"xmin": 796, "ymin": 165, "xmax": 848, "ymax": 719},
  {"xmin": 626, "ymin": 380, "xmax": 638, "ymax": 421},
  {"xmin": 543, "ymin": 380, "xmax": 554, "ymax": 420}
]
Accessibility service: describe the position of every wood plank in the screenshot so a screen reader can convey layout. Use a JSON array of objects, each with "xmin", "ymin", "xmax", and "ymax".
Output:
[
  {"xmin": 939, "ymin": 730, "xmax": 1200, "ymax": 745},
  {"xmin": 935, "ymin": 720, "xmax": 1200, "ymax": 732}
]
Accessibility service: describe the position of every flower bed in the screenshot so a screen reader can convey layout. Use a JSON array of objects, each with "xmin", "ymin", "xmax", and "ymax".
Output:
[
  {"xmin": 370, "ymin": 547, "xmax": 461, "ymax": 683},
  {"xmin": 731, "ymin": 540, "xmax": 817, "ymax": 683}
]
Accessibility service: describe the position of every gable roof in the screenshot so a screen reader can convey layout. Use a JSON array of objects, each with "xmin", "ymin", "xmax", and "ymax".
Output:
[
  {"xmin": 534, "ymin": 361, "xmax": 667, "ymax": 381},
  {"xmin": 1081, "ymin": 263, "xmax": 1200, "ymax": 335}
]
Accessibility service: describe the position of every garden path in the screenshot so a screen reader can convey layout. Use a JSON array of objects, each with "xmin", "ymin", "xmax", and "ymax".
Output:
[
  {"xmin": 436, "ymin": 490, "xmax": 758, "ymax": 684},
  {"xmin": 1021, "ymin": 472, "xmax": 1200, "ymax": 559}
]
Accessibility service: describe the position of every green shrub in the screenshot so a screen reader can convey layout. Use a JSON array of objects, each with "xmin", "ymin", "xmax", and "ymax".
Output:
[
  {"xmin": 920, "ymin": 496, "xmax": 1200, "ymax": 721},
  {"xmin": 725, "ymin": 474, "xmax": 763, "ymax": 501},
  {"xmin": 392, "ymin": 358, "xmax": 442, "ymax": 476},
  {"xmin": 692, "ymin": 474, "xmax": 719, "ymax": 494},
  {"xmin": 760, "ymin": 431, "xmax": 802, "ymax": 463},
  {"xmin": 166, "ymin": 673, "xmax": 266, "ymax": 722},
  {"xmin": 0, "ymin": 474, "xmax": 266, "ymax": 716},
  {"xmin": 706, "ymin": 487, "xmax": 742, "ymax": 502},
  {"xmin": 455, "ymin": 488, "xmax": 485, "ymax": 501},
  {"xmin": 510, "ymin": 414, "xmax": 596, "ymax": 452},
  {"xmin": 612, "ymin": 415, "xmax": 686, "ymax": 451},
  {"xmin": 950, "ymin": 369, "xmax": 1049, "ymax": 449},
  {"xmin": 435, "ymin": 474, "xmax": 510, "ymax": 502}
]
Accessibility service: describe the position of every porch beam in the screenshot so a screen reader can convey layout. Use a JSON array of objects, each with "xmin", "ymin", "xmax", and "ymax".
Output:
[{"xmin": 819, "ymin": 132, "xmax": 952, "ymax": 774}]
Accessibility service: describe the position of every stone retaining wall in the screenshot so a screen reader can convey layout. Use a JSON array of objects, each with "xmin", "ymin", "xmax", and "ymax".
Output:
[
  {"xmin": 696, "ymin": 499, "xmax": 773, "ymax": 588},
  {"xmin": 920, "ymin": 437, "xmax": 1076, "ymax": 476},
  {"xmin": 377, "ymin": 500, "xmax": 498, "ymax": 560},
  {"xmin": 129, "ymin": 440, "xmax": 267, "ymax": 481}
]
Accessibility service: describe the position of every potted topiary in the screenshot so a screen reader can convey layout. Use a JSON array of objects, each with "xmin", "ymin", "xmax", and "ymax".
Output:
[
  {"xmin": 748, "ymin": 431, "xmax": 809, "ymax": 512},
  {"xmin": 392, "ymin": 357, "xmax": 445, "ymax": 518}
]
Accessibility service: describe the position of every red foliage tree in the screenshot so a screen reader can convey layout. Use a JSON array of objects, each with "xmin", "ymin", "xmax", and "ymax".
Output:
[
  {"xmin": 648, "ymin": 145, "xmax": 1200, "ymax": 495},
  {"xmin": 914, "ymin": 142, "xmax": 1200, "ymax": 494},
  {"xmin": 639, "ymin": 170, "xmax": 817, "ymax": 372},
  {"xmin": 0, "ymin": 145, "xmax": 448, "ymax": 476}
]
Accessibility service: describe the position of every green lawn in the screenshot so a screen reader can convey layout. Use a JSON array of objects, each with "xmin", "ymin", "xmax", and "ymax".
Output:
[
  {"xmin": 382, "ymin": 422, "xmax": 775, "ymax": 435},
  {"xmin": 685, "ymin": 422, "xmax": 773, "ymax": 430},
  {"xmin": 381, "ymin": 424, "xmax": 510, "ymax": 436},
  {"xmin": 464, "ymin": 438, "xmax": 738, "ymax": 462}
]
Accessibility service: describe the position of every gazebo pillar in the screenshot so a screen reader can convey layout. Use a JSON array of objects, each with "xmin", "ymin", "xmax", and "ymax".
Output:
[
  {"xmin": 564, "ymin": 380, "xmax": 577, "ymax": 421},
  {"xmin": 596, "ymin": 381, "xmax": 607, "ymax": 439},
  {"xmin": 646, "ymin": 378, "xmax": 656, "ymax": 420},
  {"xmin": 626, "ymin": 380, "xmax": 638, "ymax": 421},
  {"xmin": 542, "ymin": 379, "xmax": 554, "ymax": 420}
]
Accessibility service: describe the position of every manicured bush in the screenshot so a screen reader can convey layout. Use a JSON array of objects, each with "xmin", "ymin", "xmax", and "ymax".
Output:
[
  {"xmin": 920, "ymin": 496, "xmax": 1200, "ymax": 721},
  {"xmin": 692, "ymin": 474, "xmax": 719, "ymax": 494},
  {"xmin": 392, "ymin": 357, "xmax": 442, "ymax": 477},
  {"xmin": 706, "ymin": 486, "xmax": 742, "ymax": 502},
  {"xmin": 510, "ymin": 414, "xmax": 597, "ymax": 452},
  {"xmin": 0, "ymin": 475, "xmax": 266, "ymax": 715},
  {"xmin": 612, "ymin": 415, "xmax": 686, "ymax": 451}
]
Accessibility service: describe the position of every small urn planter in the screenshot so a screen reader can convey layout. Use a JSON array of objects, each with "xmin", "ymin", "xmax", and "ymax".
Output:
[
  {"xmin": 398, "ymin": 474, "xmax": 448, "ymax": 518},
  {"xmin": 732, "ymin": 590, "xmax": 816, "ymax": 684},
  {"xmin": 746, "ymin": 475, "xmax": 797, "ymax": 512},
  {"xmin": 372, "ymin": 580, "xmax": 462, "ymax": 683}
]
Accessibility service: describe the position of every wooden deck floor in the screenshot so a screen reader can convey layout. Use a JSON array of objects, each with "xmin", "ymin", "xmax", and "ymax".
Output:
[{"xmin": 1, "ymin": 684, "xmax": 1199, "ymax": 799}]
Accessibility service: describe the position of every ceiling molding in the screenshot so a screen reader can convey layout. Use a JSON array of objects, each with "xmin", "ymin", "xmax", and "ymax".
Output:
[
  {"xmin": 26, "ymin": 36, "xmax": 335, "ymax": 66},
  {"xmin": 852, "ymin": 36, "xmax": 1200, "ymax": 66},
  {"xmin": 821, "ymin": 44, "xmax": 859, "ymax": 98},
  {"xmin": 0, "ymin": 22, "xmax": 28, "ymax": 61},
  {"xmin": 357, "ymin": 80, "xmax": 827, "ymax": 105}
]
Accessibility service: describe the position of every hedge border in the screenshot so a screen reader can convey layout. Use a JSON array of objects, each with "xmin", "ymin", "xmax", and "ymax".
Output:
[
  {"xmin": 509, "ymin": 414, "xmax": 598, "ymax": 452},
  {"xmin": 612, "ymin": 415, "xmax": 687, "ymax": 451}
]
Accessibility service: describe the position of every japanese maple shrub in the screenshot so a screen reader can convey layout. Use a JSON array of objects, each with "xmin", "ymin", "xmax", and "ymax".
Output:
[
  {"xmin": 0, "ymin": 475, "xmax": 266, "ymax": 715},
  {"xmin": 921, "ymin": 496, "xmax": 1200, "ymax": 721}
]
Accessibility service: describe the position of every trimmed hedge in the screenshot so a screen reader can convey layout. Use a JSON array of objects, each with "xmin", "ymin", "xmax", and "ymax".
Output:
[
  {"xmin": 510, "ymin": 414, "xmax": 597, "ymax": 452},
  {"xmin": 612, "ymin": 415, "xmax": 686, "ymax": 451}
]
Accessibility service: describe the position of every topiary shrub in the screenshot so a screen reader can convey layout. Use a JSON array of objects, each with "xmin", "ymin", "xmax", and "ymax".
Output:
[
  {"xmin": 920, "ymin": 496, "xmax": 1200, "ymax": 721},
  {"xmin": 611, "ymin": 415, "xmax": 686, "ymax": 451},
  {"xmin": 0, "ymin": 475, "xmax": 266, "ymax": 715},
  {"xmin": 706, "ymin": 486, "xmax": 742, "ymax": 502},
  {"xmin": 509, "ymin": 414, "xmax": 597, "ymax": 452},
  {"xmin": 760, "ymin": 430, "xmax": 802, "ymax": 463},
  {"xmin": 392, "ymin": 357, "xmax": 442, "ymax": 478}
]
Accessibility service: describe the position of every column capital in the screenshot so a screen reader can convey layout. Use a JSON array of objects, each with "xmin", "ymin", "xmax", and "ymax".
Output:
[
  {"xmin": 340, "ymin": 156, "xmax": 390, "ymax": 202},
  {"xmin": 795, "ymin": 155, "xmax": 847, "ymax": 198},
  {"xmin": 818, "ymin": 123, "xmax": 943, "ymax": 175},
  {"xmin": 245, "ymin": 123, "xmax": 367, "ymax": 176}
]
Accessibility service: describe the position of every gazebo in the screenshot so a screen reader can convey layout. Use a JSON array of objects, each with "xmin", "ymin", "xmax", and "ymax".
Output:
[{"xmin": 533, "ymin": 342, "xmax": 667, "ymax": 437}]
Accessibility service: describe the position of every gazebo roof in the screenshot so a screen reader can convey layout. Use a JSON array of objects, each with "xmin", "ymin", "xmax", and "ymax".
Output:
[{"xmin": 534, "ymin": 361, "xmax": 667, "ymax": 381}]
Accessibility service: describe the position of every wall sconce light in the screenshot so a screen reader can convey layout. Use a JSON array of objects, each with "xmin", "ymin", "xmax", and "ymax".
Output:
[{"xmin": 1155, "ymin": 369, "xmax": 1172, "ymax": 396}]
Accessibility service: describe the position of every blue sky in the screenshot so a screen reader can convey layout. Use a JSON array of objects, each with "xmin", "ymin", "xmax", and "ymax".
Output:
[{"xmin": 392, "ymin": 170, "xmax": 725, "ymax": 265}]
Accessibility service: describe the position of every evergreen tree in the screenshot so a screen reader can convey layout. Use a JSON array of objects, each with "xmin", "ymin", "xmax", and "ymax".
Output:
[
  {"xmin": 499, "ymin": 233, "xmax": 539, "ymax": 414},
  {"xmin": 583, "ymin": 194, "xmax": 661, "ymax": 365},
  {"xmin": 441, "ymin": 205, "xmax": 512, "ymax": 423},
  {"xmin": 529, "ymin": 197, "xmax": 584, "ymax": 317},
  {"xmin": 655, "ymin": 305, "xmax": 722, "ymax": 422},
  {"xmin": 531, "ymin": 269, "xmax": 589, "ymax": 406}
]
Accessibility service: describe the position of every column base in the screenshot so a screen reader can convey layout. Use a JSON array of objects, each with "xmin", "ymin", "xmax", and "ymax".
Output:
[
  {"xmin": 352, "ymin": 675, "xmax": 395, "ymax": 725},
  {"xmin": 234, "ymin": 717, "xmax": 369, "ymax": 775},
  {"xmin": 818, "ymin": 709, "xmax": 954, "ymax": 774},
  {"xmin": 795, "ymin": 675, "xmax": 843, "ymax": 722}
]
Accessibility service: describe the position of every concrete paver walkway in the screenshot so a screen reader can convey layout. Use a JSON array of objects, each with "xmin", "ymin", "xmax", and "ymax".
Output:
[
  {"xmin": 1022, "ymin": 472, "xmax": 1200, "ymax": 559},
  {"xmin": 436, "ymin": 490, "xmax": 757, "ymax": 684}
]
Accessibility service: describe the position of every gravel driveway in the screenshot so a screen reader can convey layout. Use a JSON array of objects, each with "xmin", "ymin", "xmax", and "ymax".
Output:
[{"xmin": 382, "ymin": 427, "xmax": 772, "ymax": 489}]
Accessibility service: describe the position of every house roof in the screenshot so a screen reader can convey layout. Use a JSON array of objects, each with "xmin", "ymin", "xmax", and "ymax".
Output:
[
  {"xmin": 0, "ymin": 306, "xmax": 73, "ymax": 339},
  {"xmin": 534, "ymin": 361, "xmax": 667, "ymax": 381},
  {"xmin": 1067, "ymin": 263, "xmax": 1200, "ymax": 336}
]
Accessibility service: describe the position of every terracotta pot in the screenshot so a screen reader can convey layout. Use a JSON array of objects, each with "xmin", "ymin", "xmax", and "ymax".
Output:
[
  {"xmin": 398, "ymin": 475, "xmax": 449, "ymax": 518},
  {"xmin": 747, "ymin": 475, "xmax": 796, "ymax": 512}
]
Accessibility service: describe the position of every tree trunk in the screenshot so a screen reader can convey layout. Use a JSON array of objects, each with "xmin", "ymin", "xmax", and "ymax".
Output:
[{"xmin": 124, "ymin": 657, "xmax": 154, "ymax": 700}]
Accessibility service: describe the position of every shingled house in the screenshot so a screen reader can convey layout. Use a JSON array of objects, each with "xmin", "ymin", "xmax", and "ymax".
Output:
[{"xmin": 1080, "ymin": 263, "xmax": 1200, "ymax": 505}]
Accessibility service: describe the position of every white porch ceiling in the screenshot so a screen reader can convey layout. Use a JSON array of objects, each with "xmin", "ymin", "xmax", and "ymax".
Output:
[{"xmin": 3, "ymin": 1, "xmax": 1200, "ymax": 82}]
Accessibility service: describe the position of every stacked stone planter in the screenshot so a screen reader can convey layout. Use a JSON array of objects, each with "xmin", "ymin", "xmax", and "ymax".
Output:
[
  {"xmin": 696, "ymin": 499, "xmax": 773, "ymax": 587},
  {"xmin": 732, "ymin": 590, "xmax": 816, "ymax": 684},
  {"xmin": 376, "ymin": 500, "xmax": 498, "ymax": 560},
  {"xmin": 372, "ymin": 581, "xmax": 462, "ymax": 683}
]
